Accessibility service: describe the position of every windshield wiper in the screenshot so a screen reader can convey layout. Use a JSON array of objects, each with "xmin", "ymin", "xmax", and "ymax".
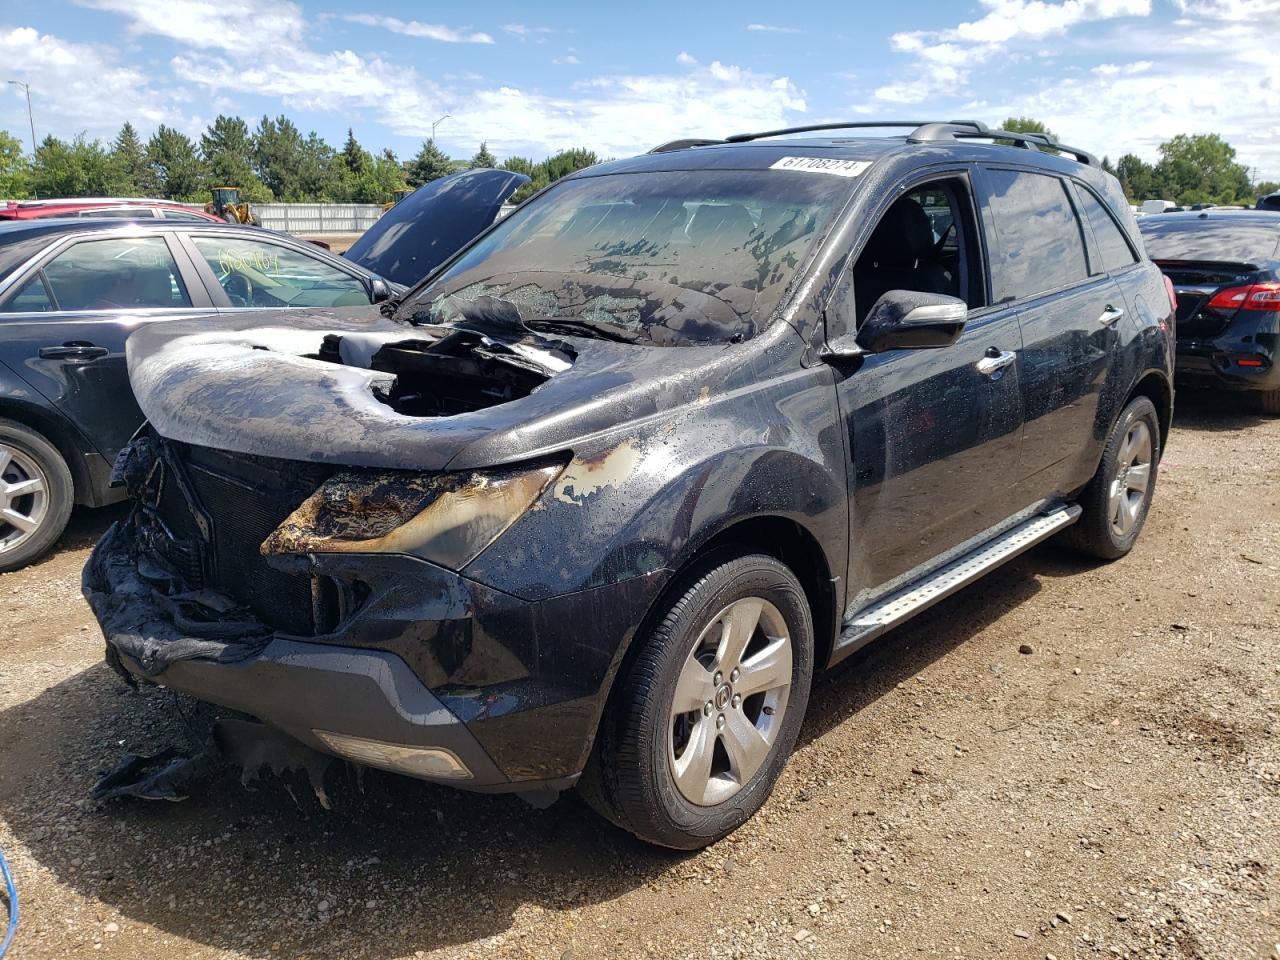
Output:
[{"xmin": 523, "ymin": 318, "xmax": 640, "ymax": 343}]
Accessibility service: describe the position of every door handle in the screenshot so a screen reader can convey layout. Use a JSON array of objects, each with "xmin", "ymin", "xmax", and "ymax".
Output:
[
  {"xmin": 1098, "ymin": 304, "xmax": 1125, "ymax": 326},
  {"xmin": 976, "ymin": 348, "xmax": 1017, "ymax": 378},
  {"xmin": 39, "ymin": 342, "xmax": 109, "ymax": 361}
]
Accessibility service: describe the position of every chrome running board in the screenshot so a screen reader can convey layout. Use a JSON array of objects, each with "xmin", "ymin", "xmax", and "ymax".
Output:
[{"xmin": 833, "ymin": 505, "xmax": 1082, "ymax": 663}]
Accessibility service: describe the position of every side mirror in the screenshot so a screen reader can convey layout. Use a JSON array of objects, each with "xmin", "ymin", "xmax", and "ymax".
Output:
[
  {"xmin": 823, "ymin": 290, "xmax": 968, "ymax": 359},
  {"xmin": 368, "ymin": 277, "xmax": 392, "ymax": 304}
]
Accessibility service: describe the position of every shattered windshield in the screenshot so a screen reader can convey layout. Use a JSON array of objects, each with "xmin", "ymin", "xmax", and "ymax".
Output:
[{"xmin": 402, "ymin": 169, "xmax": 855, "ymax": 345}]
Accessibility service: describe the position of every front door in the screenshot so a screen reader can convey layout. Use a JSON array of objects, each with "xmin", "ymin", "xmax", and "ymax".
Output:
[
  {"xmin": 0, "ymin": 234, "xmax": 210, "ymax": 464},
  {"xmin": 830, "ymin": 174, "xmax": 1026, "ymax": 613}
]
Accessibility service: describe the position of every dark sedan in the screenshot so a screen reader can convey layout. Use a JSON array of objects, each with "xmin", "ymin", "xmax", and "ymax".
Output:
[
  {"xmin": 1138, "ymin": 211, "xmax": 1280, "ymax": 413},
  {"xmin": 0, "ymin": 219, "xmax": 404, "ymax": 571}
]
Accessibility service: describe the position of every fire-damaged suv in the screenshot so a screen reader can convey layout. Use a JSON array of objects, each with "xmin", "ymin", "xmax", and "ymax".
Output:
[{"xmin": 86, "ymin": 121, "xmax": 1175, "ymax": 849}]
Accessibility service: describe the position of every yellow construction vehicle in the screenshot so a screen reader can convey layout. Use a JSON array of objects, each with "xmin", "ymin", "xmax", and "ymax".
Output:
[
  {"xmin": 206, "ymin": 186, "xmax": 254, "ymax": 224},
  {"xmin": 382, "ymin": 188, "xmax": 413, "ymax": 212}
]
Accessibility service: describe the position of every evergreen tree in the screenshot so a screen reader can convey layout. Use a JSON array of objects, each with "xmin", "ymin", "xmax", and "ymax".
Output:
[
  {"xmin": 469, "ymin": 141, "xmax": 498, "ymax": 169},
  {"xmin": 253, "ymin": 115, "xmax": 305, "ymax": 200},
  {"xmin": 1117, "ymin": 153, "xmax": 1157, "ymax": 202},
  {"xmin": 111, "ymin": 122, "xmax": 152, "ymax": 195},
  {"xmin": 146, "ymin": 125, "xmax": 205, "ymax": 200},
  {"xmin": 30, "ymin": 134, "xmax": 117, "ymax": 197},
  {"xmin": 341, "ymin": 127, "xmax": 370, "ymax": 174},
  {"xmin": 406, "ymin": 139, "xmax": 454, "ymax": 186},
  {"xmin": 201, "ymin": 115, "xmax": 270, "ymax": 200}
]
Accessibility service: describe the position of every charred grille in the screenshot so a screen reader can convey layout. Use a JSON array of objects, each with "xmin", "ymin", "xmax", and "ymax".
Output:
[{"xmin": 155, "ymin": 443, "xmax": 333, "ymax": 635}]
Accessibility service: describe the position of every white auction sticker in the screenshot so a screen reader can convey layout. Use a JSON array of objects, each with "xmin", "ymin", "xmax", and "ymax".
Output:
[{"xmin": 769, "ymin": 156, "xmax": 871, "ymax": 178}]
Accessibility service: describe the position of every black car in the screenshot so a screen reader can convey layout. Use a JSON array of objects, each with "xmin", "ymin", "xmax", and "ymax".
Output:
[
  {"xmin": 0, "ymin": 169, "xmax": 528, "ymax": 571},
  {"xmin": 1138, "ymin": 210, "xmax": 1280, "ymax": 412},
  {"xmin": 85, "ymin": 121, "xmax": 1175, "ymax": 849}
]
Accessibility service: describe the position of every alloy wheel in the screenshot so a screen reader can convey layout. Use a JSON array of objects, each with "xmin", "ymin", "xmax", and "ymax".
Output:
[
  {"xmin": 1108, "ymin": 420, "xmax": 1152, "ymax": 538},
  {"xmin": 0, "ymin": 443, "xmax": 50, "ymax": 556},
  {"xmin": 668, "ymin": 597, "xmax": 793, "ymax": 806}
]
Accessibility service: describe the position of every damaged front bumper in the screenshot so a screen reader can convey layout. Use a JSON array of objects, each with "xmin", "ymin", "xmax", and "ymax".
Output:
[{"xmin": 83, "ymin": 497, "xmax": 654, "ymax": 798}]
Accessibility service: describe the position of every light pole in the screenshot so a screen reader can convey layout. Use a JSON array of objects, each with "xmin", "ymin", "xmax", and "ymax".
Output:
[
  {"xmin": 6, "ymin": 80, "xmax": 36, "ymax": 156},
  {"xmin": 431, "ymin": 114, "xmax": 451, "ymax": 143}
]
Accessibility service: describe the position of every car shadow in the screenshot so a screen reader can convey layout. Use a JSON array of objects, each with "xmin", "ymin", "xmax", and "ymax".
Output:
[
  {"xmin": 1171, "ymin": 389, "xmax": 1267, "ymax": 433},
  {"xmin": 0, "ymin": 540, "xmax": 1071, "ymax": 958}
]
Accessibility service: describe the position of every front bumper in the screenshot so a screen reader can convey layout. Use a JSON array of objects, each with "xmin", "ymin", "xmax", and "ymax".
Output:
[{"xmin": 85, "ymin": 515, "xmax": 660, "ymax": 793}]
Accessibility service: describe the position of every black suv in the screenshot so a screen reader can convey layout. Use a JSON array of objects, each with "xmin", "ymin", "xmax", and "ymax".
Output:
[{"xmin": 86, "ymin": 121, "xmax": 1175, "ymax": 849}]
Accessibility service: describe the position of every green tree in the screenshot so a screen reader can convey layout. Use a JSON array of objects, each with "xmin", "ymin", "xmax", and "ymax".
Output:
[
  {"xmin": 253, "ymin": 115, "xmax": 305, "ymax": 200},
  {"xmin": 146, "ymin": 125, "xmax": 205, "ymax": 200},
  {"xmin": 1116, "ymin": 153, "xmax": 1156, "ymax": 202},
  {"xmin": 542, "ymin": 147, "xmax": 599, "ymax": 182},
  {"xmin": 295, "ymin": 131, "xmax": 338, "ymax": 201},
  {"xmin": 1100, "ymin": 155, "xmax": 1116, "ymax": 177},
  {"xmin": 0, "ymin": 130, "xmax": 30, "ymax": 199},
  {"xmin": 406, "ymin": 138, "xmax": 454, "ymax": 186},
  {"xmin": 1000, "ymin": 116, "xmax": 1059, "ymax": 139},
  {"xmin": 30, "ymin": 134, "xmax": 117, "ymax": 197},
  {"xmin": 469, "ymin": 141, "xmax": 497, "ymax": 169},
  {"xmin": 341, "ymin": 128, "xmax": 370, "ymax": 175},
  {"xmin": 1152, "ymin": 134, "xmax": 1251, "ymax": 206},
  {"xmin": 1254, "ymin": 180, "xmax": 1279, "ymax": 199},
  {"xmin": 201, "ymin": 115, "xmax": 270, "ymax": 201},
  {"xmin": 110, "ymin": 122, "xmax": 153, "ymax": 196},
  {"xmin": 501, "ymin": 155, "xmax": 547, "ymax": 203}
]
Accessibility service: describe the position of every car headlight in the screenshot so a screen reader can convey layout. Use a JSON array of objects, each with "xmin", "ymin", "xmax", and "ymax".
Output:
[{"xmin": 261, "ymin": 461, "xmax": 563, "ymax": 569}]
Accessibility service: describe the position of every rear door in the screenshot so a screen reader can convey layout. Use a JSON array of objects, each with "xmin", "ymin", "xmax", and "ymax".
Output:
[
  {"xmin": 977, "ymin": 166, "xmax": 1123, "ymax": 499},
  {"xmin": 0, "ymin": 232, "xmax": 214, "ymax": 463}
]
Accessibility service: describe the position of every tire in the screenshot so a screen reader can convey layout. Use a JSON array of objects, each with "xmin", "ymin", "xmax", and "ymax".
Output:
[
  {"xmin": 1258, "ymin": 389, "xmax": 1280, "ymax": 416},
  {"xmin": 0, "ymin": 418, "xmax": 74, "ymax": 573},
  {"xmin": 580, "ymin": 553, "xmax": 813, "ymax": 849},
  {"xmin": 1065, "ymin": 396, "xmax": 1161, "ymax": 561}
]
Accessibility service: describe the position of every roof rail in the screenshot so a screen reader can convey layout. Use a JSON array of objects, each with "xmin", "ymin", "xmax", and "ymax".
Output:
[
  {"xmin": 648, "ymin": 138, "xmax": 725, "ymax": 154},
  {"xmin": 650, "ymin": 119, "xmax": 1097, "ymax": 166},
  {"xmin": 907, "ymin": 121, "xmax": 1098, "ymax": 165},
  {"xmin": 724, "ymin": 121, "xmax": 935, "ymax": 143},
  {"xmin": 8, "ymin": 196, "xmax": 183, "ymax": 207}
]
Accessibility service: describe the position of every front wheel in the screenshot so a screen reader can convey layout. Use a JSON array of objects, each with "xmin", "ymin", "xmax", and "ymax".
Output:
[
  {"xmin": 1065, "ymin": 396, "xmax": 1161, "ymax": 560},
  {"xmin": 580, "ymin": 554, "xmax": 813, "ymax": 849}
]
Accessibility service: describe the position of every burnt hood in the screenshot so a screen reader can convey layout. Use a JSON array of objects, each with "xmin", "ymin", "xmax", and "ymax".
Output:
[
  {"xmin": 124, "ymin": 308, "xmax": 754, "ymax": 473},
  {"xmin": 343, "ymin": 169, "xmax": 530, "ymax": 286}
]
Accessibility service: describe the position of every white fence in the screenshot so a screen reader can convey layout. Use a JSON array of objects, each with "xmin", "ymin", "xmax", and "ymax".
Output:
[{"xmin": 254, "ymin": 203, "xmax": 383, "ymax": 234}]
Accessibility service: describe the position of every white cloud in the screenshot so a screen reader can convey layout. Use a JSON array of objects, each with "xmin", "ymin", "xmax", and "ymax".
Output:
[
  {"xmin": 746, "ymin": 23, "xmax": 801, "ymax": 33},
  {"xmin": 552, "ymin": 54, "xmax": 581, "ymax": 65},
  {"xmin": 340, "ymin": 14, "xmax": 494, "ymax": 44},
  {"xmin": 0, "ymin": 26, "xmax": 194, "ymax": 140},
  {"xmin": 500, "ymin": 23, "xmax": 554, "ymax": 41},
  {"xmin": 75, "ymin": 0, "xmax": 305, "ymax": 53},
  {"xmin": 879, "ymin": 0, "xmax": 1153, "ymax": 101},
  {"xmin": 675, "ymin": 51, "xmax": 698, "ymax": 66}
]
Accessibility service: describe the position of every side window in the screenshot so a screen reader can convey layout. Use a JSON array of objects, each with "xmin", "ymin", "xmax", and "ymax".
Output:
[
  {"xmin": 42, "ymin": 237, "xmax": 192, "ymax": 311},
  {"xmin": 851, "ymin": 177, "xmax": 984, "ymax": 325},
  {"xmin": 1072, "ymin": 184, "xmax": 1138, "ymax": 273},
  {"xmin": 0, "ymin": 273, "xmax": 56, "ymax": 313},
  {"xmin": 190, "ymin": 236, "xmax": 371, "ymax": 309},
  {"xmin": 77, "ymin": 208, "xmax": 157, "ymax": 219},
  {"xmin": 983, "ymin": 169, "xmax": 1089, "ymax": 301},
  {"xmin": 163, "ymin": 209, "xmax": 211, "ymax": 221}
]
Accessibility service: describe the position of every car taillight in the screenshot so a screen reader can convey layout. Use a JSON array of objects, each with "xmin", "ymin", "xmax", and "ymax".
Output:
[
  {"xmin": 1162, "ymin": 275, "xmax": 1177, "ymax": 314},
  {"xmin": 1207, "ymin": 282, "xmax": 1280, "ymax": 311}
]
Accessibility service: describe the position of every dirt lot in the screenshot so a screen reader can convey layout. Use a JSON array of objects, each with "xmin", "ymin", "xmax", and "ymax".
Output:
[{"xmin": 0, "ymin": 393, "xmax": 1276, "ymax": 960}]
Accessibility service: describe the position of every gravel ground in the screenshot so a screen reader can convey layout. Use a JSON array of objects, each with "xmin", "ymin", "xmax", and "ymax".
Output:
[{"xmin": 0, "ymin": 392, "xmax": 1277, "ymax": 960}]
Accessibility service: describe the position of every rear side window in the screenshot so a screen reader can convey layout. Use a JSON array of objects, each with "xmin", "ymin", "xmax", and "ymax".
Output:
[
  {"xmin": 1073, "ymin": 185, "xmax": 1138, "ymax": 273},
  {"xmin": 983, "ymin": 169, "xmax": 1089, "ymax": 301},
  {"xmin": 42, "ymin": 237, "xmax": 192, "ymax": 311},
  {"xmin": 0, "ymin": 274, "xmax": 55, "ymax": 313}
]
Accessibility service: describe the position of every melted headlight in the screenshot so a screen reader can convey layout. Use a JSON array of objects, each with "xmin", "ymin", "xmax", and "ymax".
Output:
[{"xmin": 261, "ymin": 461, "xmax": 562, "ymax": 569}]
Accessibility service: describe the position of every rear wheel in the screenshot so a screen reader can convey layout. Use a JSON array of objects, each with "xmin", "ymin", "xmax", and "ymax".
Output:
[
  {"xmin": 1065, "ymin": 396, "xmax": 1161, "ymax": 560},
  {"xmin": 580, "ymin": 554, "xmax": 813, "ymax": 849},
  {"xmin": 0, "ymin": 419, "xmax": 74, "ymax": 573},
  {"xmin": 1258, "ymin": 388, "xmax": 1280, "ymax": 416}
]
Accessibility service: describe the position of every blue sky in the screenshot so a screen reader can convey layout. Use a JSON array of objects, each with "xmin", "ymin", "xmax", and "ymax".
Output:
[{"xmin": 2, "ymin": 0, "xmax": 1278, "ymax": 178}]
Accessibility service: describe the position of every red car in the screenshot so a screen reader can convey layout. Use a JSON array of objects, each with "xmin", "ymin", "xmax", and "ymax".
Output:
[{"xmin": 0, "ymin": 197, "xmax": 224, "ymax": 223}]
